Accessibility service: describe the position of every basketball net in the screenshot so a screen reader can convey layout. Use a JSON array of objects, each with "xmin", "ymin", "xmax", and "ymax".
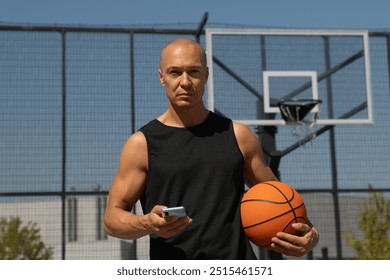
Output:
[{"xmin": 278, "ymin": 99, "xmax": 322, "ymax": 146}]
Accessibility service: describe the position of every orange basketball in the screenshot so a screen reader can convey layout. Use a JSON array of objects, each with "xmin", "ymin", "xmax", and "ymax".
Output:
[{"xmin": 240, "ymin": 181, "xmax": 307, "ymax": 250}]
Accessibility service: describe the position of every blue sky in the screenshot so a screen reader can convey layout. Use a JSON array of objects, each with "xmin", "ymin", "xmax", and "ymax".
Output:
[{"xmin": 1, "ymin": 0, "xmax": 390, "ymax": 29}]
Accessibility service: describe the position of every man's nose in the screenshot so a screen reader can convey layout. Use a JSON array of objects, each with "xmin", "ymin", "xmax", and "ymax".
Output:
[{"xmin": 180, "ymin": 72, "xmax": 192, "ymax": 87}]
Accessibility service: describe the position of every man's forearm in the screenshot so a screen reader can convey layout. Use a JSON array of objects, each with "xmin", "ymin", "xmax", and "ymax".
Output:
[{"xmin": 103, "ymin": 208, "xmax": 150, "ymax": 240}]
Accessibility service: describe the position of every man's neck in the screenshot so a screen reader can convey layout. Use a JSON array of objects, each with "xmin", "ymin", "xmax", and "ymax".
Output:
[{"xmin": 158, "ymin": 106, "xmax": 209, "ymax": 128}]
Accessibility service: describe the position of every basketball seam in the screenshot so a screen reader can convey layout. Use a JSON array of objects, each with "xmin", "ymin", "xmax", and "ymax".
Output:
[
  {"xmin": 241, "ymin": 182, "xmax": 295, "ymax": 205},
  {"xmin": 243, "ymin": 202, "xmax": 305, "ymax": 229},
  {"xmin": 250, "ymin": 215, "xmax": 307, "ymax": 248},
  {"xmin": 241, "ymin": 199, "xmax": 291, "ymax": 205},
  {"xmin": 264, "ymin": 182, "xmax": 298, "ymax": 223}
]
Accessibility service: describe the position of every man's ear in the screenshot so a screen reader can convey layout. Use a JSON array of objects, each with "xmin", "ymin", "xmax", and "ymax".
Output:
[{"xmin": 158, "ymin": 69, "xmax": 165, "ymax": 87}]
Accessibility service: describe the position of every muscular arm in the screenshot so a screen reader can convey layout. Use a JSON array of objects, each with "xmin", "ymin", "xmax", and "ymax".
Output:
[
  {"xmin": 103, "ymin": 131, "xmax": 192, "ymax": 240},
  {"xmin": 103, "ymin": 131, "xmax": 151, "ymax": 239},
  {"xmin": 232, "ymin": 122, "xmax": 278, "ymax": 187},
  {"xmin": 233, "ymin": 121, "xmax": 319, "ymax": 256}
]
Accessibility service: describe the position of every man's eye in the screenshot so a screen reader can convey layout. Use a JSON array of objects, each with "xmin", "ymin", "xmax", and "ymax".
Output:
[
  {"xmin": 189, "ymin": 69, "xmax": 202, "ymax": 77},
  {"xmin": 169, "ymin": 70, "xmax": 180, "ymax": 76}
]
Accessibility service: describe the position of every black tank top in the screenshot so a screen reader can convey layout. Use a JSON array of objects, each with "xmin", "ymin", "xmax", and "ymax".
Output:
[{"xmin": 139, "ymin": 112, "xmax": 256, "ymax": 260}]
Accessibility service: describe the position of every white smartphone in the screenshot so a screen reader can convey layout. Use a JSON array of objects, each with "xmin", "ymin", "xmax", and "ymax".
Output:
[{"xmin": 162, "ymin": 206, "xmax": 186, "ymax": 218}]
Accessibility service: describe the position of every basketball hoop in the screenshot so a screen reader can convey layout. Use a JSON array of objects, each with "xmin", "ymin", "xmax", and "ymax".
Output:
[{"xmin": 278, "ymin": 99, "xmax": 322, "ymax": 144}]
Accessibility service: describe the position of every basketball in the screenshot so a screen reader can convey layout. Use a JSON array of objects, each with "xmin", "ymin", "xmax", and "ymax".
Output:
[{"xmin": 240, "ymin": 181, "xmax": 307, "ymax": 249}]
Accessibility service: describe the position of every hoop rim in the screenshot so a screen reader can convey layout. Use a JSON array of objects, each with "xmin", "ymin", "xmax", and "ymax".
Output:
[
  {"xmin": 277, "ymin": 99, "xmax": 322, "ymax": 124},
  {"xmin": 277, "ymin": 99, "xmax": 322, "ymax": 106}
]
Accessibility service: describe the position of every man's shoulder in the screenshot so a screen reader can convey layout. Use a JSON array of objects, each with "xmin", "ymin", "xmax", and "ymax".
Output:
[
  {"xmin": 232, "ymin": 120, "xmax": 258, "ymax": 147},
  {"xmin": 118, "ymin": 131, "xmax": 148, "ymax": 170},
  {"xmin": 124, "ymin": 131, "xmax": 147, "ymax": 150}
]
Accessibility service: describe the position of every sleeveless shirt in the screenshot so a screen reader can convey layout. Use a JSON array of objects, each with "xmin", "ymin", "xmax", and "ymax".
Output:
[{"xmin": 139, "ymin": 112, "xmax": 256, "ymax": 260}]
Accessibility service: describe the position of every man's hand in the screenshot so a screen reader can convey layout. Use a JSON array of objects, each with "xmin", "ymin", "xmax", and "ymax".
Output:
[
  {"xmin": 141, "ymin": 205, "xmax": 193, "ymax": 238},
  {"xmin": 270, "ymin": 223, "xmax": 320, "ymax": 257}
]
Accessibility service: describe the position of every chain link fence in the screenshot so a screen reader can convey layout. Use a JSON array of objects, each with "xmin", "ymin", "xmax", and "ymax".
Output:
[{"xmin": 0, "ymin": 23, "xmax": 389, "ymax": 259}]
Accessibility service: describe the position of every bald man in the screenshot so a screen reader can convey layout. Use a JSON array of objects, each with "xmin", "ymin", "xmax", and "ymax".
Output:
[{"xmin": 103, "ymin": 38, "xmax": 319, "ymax": 259}]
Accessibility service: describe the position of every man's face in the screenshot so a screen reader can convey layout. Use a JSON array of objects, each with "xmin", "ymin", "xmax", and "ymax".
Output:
[{"xmin": 158, "ymin": 42, "xmax": 208, "ymax": 109}]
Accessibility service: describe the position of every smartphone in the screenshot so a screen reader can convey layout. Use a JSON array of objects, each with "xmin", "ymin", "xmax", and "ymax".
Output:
[{"xmin": 162, "ymin": 206, "xmax": 186, "ymax": 218}]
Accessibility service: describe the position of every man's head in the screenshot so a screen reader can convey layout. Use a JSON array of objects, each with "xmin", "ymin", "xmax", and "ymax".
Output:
[
  {"xmin": 159, "ymin": 38, "xmax": 207, "ymax": 69},
  {"xmin": 158, "ymin": 38, "xmax": 209, "ymax": 109}
]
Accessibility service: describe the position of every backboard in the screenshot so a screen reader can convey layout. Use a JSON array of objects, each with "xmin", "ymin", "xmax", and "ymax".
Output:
[{"xmin": 205, "ymin": 28, "xmax": 373, "ymax": 126}]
